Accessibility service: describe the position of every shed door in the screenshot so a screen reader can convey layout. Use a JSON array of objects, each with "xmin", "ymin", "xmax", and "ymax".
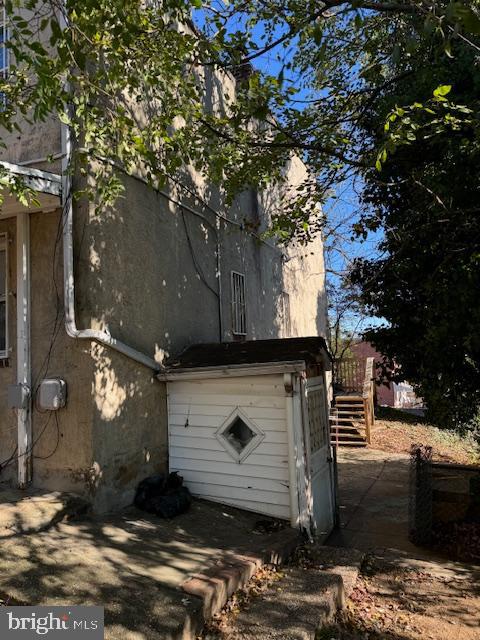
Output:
[{"xmin": 305, "ymin": 375, "xmax": 334, "ymax": 538}]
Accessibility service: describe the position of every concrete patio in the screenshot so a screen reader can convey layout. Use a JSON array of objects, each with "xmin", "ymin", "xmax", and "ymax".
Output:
[
  {"xmin": 0, "ymin": 488, "xmax": 300, "ymax": 639},
  {"xmin": 328, "ymin": 447, "xmax": 422, "ymax": 554}
]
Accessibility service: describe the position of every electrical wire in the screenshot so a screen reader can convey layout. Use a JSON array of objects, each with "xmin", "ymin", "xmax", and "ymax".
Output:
[
  {"xmin": 1, "ymin": 202, "xmax": 67, "ymax": 471},
  {"xmin": 0, "ymin": 446, "xmax": 18, "ymax": 473},
  {"xmin": 0, "ymin": 412, "xmax": 53, "ymax": 472},
  {"xmin": 33, "ymin": 412, "xmax": 60, "ymax": 460},
  {"xmin": 180, "ymin": 210, "xmax": 219, "ymax": 298}
]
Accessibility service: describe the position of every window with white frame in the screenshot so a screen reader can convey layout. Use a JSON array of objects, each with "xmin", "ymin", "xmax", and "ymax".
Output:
[
  {"xmin": 215, "ymin": 408, "xmax": 264, "ymax": 463},
  {"xmin": 231, "ymin": 271, "xmax": 246, "ymax": 336},
  {"xmin": 0, "ymin": 4, "xmax": 8, "ymax": 86},
  {"xmin": 0, "ymin": 234, "xmax": 8, "ymax": 358}
]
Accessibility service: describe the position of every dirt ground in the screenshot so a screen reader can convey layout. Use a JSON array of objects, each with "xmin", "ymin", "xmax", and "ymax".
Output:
[
  {"xmin": 319, "ymin": 552, "xmax": 480, "ymax": 640},
  {"xmin": 201, "ymin": 546, "xmax": 480, "ymax": 640},
  {"xmin": 370, "ymin": 407, "xmax": 479, "ymax": 464},
  {"xmin": 200, "ymin": 565, "xmax": 283, "ymax": 638}
]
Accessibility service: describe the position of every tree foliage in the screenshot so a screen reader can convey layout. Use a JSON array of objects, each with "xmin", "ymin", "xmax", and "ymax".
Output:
[
  {"xmin": 1, "ymin": 1, "xmax": 480, "ymax": 241},
  {"xmin": 351, "ymin": 29, "xmax": 480, "ymax": 428},
  {"xmin": 2, "ymin": 1, "xmax": 480, "ymax": 425}
]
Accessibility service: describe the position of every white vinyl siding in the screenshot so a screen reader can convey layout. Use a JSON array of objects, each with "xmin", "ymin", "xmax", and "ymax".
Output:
[
  {"xmin": 231, "ymin": 271, "xmax": 246, "ymax": 335},
  {"xmin": 168, "ymin": 374, "xmax": 291, "ymax": 520}
]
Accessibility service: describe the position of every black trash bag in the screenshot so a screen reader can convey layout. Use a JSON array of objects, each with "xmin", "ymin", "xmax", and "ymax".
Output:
[
  {"xmin": 164, "ymin": 471, "xmax": 184, "ymax": 492},
  {"xmin": 134, "ymin": 474, "xmax": 167, "ymax": 512},
  {"xmin": 149, "ymin": 486, "xmax": 192, "ymax": 518},
  {"xmin": 134, "ymin": 472, "xmax": 192, "ymax": 518}
]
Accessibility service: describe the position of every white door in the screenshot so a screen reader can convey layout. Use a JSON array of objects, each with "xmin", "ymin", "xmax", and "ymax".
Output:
[{"xmin": 305, "ymin": 375, "xmax": 335, "ymax": 538}]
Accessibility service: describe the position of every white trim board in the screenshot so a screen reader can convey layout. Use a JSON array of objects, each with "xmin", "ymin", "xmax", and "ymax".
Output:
[{"xmin": 158, "ymin": 360, "xmax": 307, "ymax": 381}]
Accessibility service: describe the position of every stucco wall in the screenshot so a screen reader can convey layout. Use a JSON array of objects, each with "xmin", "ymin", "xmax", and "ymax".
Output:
[
  {"xmin": 0, "ymin": 13, "xmax": 327, "ymax": 511},
  {"xmin": 76, "ymin": 171, "xmax": 327, "ymax": 359},
  {"xmin": 0, "ymin": 161, "xmax": 326, "ymax": 515},
  {"xmin": 29, "ymin": 209, "xmax": 95, "ymax": 495},
  {"xmin": 67, "ymin": 158, "xmax": 327, "ymax": 511},
  {"xmin": 89, "ymin": 345, "xmax": 167, "ymax": 512},
  {"xmin": 0, "ymin": 5, "xmax": 62, "ymax": 171},
  {"xmin": 0, "ymin": 207, "xmax": 168, "ymax": 510},
  {"xmin": 0, "ymin": 211, "xmax": 95, "ymax": 495},
  {"xmin": 71, "ymin": 185, "xmax": 171, "ymax": 512},
  {"xmin": 0, "ymin": 115, "xmax": 61, "ymax": 171},
  {"xmin": 0, "ymin": 207, "xmax": 169, "ymax": 511}
]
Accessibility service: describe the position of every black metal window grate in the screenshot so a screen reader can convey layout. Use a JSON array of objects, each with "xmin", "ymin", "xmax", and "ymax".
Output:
[{"xmin": 231, "ymin": 271, "xmax": 246, "ymax": 335}]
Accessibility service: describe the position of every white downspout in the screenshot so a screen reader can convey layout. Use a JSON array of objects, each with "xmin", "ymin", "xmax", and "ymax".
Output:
[
  {"xmin": 61, "ymin": 123, "xmax": 160, "ymax": 372},
  {"xmin": 284, "ymin": 372, "xmax": 300, "ymax": 528},
  {"xmin": 285, "ymin": 372, "xmax": 313, "ymax": 538},
  {"xmin": 16, "ymin": 212, "xmax": 32, "ymax": 487}
]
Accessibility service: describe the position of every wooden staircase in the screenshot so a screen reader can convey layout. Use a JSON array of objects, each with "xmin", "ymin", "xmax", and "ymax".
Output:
[{"xmin": 330, "ymin": 357, "xmax": 375, "ymax": 447}]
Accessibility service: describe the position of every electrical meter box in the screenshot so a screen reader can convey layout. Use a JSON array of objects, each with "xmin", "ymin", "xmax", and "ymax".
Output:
[
  {"xmin": 7, "ymin": 383, "xmax": 30, "ymax": 410},
  {"xmin": 38, "ymin": 378, "xmax": 67, "ymax": 411}
]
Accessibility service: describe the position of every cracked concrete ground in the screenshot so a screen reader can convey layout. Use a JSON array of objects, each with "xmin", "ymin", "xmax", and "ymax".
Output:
[
  {"xmin": 0, "ymin": 490, "xmax": 299, "ymax": 639},
  {"xmin": 201, "ymin": 448, "xmax": 479, "ymax": 640},
  {"xmin": 328, "ymin": 448, "xmax": 425, "ymax": 554},
  {"xmin": 205, "ymin": 545, "xmax": 364, "ymax": 640}
]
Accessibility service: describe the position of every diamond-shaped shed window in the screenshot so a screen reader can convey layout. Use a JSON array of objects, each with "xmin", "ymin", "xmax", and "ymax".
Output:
[{"xmin": 216, "ymin": 409, "xmax": 264, "ymax": 462}]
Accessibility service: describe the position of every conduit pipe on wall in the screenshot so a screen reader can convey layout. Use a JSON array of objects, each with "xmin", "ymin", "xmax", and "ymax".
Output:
[{"xmin": 61, "ymin": 122, "xmax": 160, "ymax": 372}]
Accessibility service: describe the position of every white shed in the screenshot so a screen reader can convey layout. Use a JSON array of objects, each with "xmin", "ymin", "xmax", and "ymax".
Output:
[{"xmin": 158, "ymin": 338, "xmax": 336, "ymax": 538}]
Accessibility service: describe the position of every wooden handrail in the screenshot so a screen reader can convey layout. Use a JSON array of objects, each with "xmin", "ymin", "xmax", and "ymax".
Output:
[
  {"xmin": 331, "ymin": 356, "xmax": 375, "ymax": 447},
  {"xmin": 333, "ymin": 358, "xmax": 363, "ymax": 393},
  {"xmin": 362, "ymin": 357, "xmax": 374, "ymax": 398},
  {"xmin": 362, "ymin": 357, "xmax": 375, "ymax": 444}
]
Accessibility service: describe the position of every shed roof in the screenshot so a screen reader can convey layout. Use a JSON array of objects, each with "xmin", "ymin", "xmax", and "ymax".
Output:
[{"xmin": 165, "ymin": 337, "xmax": 331, "ymax": 371}]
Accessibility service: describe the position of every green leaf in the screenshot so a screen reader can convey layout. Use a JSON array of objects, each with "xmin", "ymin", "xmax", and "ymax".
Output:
[
  {"xmin": 312, "ymin": 23, "xmax": 322, "ymax": 45},
  {"xmin": 458, "ymin": 8, "xmax": 480, "ymax": 35},
  {"xmin": 434, "ymin": 85, "xmax": 452, "ymax": 98}
]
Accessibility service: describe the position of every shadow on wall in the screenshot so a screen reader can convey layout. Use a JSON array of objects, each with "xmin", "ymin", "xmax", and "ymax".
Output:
[
  {"xmin": 66, "ymin": 98, "xmax": 327, "ymax": 507},
  {"xmin": 78, "ymin": 168, "xmax": 326, "ymax": 358},
  {"xmin": 92, "ymin": 344, "xmax": 141, "ymax": 423},
  {"xmin": 89, "ymin": 342, "xmax": 167, "ymax": 512}
]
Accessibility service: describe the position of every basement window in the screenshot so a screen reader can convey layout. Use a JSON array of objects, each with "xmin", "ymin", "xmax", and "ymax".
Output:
[
  {"xmin": 0, "ymin": 234, "xmax": 8, "ymax": 358},
  {"xmin": 231, "ymin": 271, "xmax": 246, "ymax": 336},
  {"xmin": 216, "ymin": 408, "xmax": 264, "ymax": 462}
]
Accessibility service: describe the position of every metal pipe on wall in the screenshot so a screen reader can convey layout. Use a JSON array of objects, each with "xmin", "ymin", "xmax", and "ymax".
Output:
[{"xmin": 60, "ymin": 122, "xmax": 160, "ymax": 372}]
